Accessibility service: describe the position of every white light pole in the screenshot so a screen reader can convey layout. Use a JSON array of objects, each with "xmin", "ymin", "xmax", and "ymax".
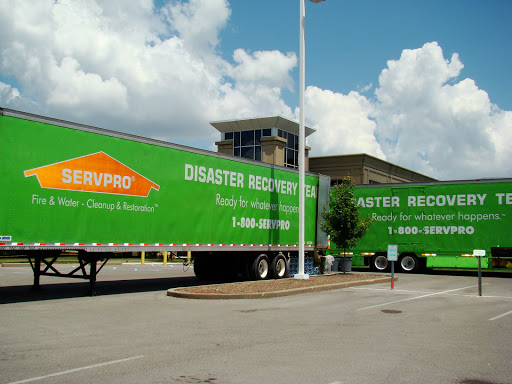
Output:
[{"xmin": 295, "ymin": 0, "xmax": 325, "ymax": 280}]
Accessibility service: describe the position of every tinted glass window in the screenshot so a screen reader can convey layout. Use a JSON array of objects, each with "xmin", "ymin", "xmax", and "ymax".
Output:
[
  {"xmin": 241, "ymin": 130, "xmax": 254, "ymax": 146},
  {"xmin": 255, "ymin": 129, "xmax": 262, "ymax": 145},
  {"xmin": 241, "ymin": 146, "xmax": 254, "ymax": 160},
  {"xmin": 287, "ymin": 134, "xmax": 294, "ymax": 149},
  {"xmin": 286, "ymin": 148, "xmax": 295, "ymax": 167}
]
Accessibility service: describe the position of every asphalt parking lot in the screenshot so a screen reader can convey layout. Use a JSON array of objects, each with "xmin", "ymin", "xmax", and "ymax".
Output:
[{"xmin": 1, "ymin": 263, "xmax": 511, "ymax": 384}]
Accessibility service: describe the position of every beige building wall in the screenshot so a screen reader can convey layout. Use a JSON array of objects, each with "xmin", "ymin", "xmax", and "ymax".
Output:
[
  {"xmin": 215, "ymin": 140, "xmax": 233, "ymax": 156},
  {"xmin": 261, "ymin": 136, "xmax": 287, "ymax": 167},
  {"xmin": 309, "ymin": 154, "xmax": 436, "ymax": 185}
]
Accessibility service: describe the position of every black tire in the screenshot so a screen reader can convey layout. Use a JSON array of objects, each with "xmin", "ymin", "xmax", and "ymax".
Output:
[
  {"xmin": 193, "ymin": 254, "xmax": 212, "ymax": 280},
  {"xmin": 271, "ymin": 254, "xmax": 289, "ymax": 279},
  {"xmin": 249, "ymin": 254, "xmax": 270, "ymax": 280},
  {"xmin": 399, "ymin": 253, "xmax": 420, "ymax": 273},
  {"xmin": 371, "ymin": 254, "xmax": 389, "ymax": 272}
]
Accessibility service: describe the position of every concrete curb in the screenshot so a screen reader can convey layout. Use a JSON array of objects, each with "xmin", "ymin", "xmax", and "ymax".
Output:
[{"xmin": 167, "ymin": 276, "xmax": 393, "ymax": 300}]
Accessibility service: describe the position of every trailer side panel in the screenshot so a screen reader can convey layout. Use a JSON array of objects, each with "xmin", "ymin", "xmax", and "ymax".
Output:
[{"xmin": 0, "ymin": 111, "xmax": 321, "ymax": 251}]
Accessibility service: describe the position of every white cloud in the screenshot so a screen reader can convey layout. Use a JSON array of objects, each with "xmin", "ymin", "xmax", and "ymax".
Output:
[
  {"xmin": 46, "ymin": 56, "xmax": 128, "ymax": 119},
  {"xmin": 358, "ymin": 83, "xmax": 373, "ymax": 93},
  {"xmin": 304, "ymin": 87, "xmax": 384, "ymax": 159},
  {"xmin": 0, "ymin": 82, "xmax": 20, "ymax": 104},
  {"xmin": 0, "ymin": 81, "xmax": 41, "ymax": 112},
  {"xmin": 487, "ymin": 109, "xmax": 512, "ymax": 175},
  {"xmin": 302, "ymin": 41, "xmax": 512, "ymax": 179},
  {"xmin": 230, "ymin": 49, "xmax": 296, "ymax": 91},
  {"xmin": 0, "ymin": 1, "xmax": 510, "ymax": 180},
  {"xmin": 0, "ymin": 0, "xmax": 291, "ymax": 143},
  {"xmin": 162, "ymin": 0, "xmax": 230, "ymax": 55},
  {"xmin": 370, "ymin": 41, "xmax": 511, "ymax": 179}
]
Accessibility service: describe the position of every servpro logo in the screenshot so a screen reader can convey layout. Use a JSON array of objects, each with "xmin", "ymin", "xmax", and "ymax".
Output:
[{"xmin": 24, "ymin": 152, "xmax": 160, "ymax": 197}]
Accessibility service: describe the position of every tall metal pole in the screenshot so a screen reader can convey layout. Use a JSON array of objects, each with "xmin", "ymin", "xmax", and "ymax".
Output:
[
  {"xmin": 295, "ymin": 0, "xmax": 308, "ymax": 279},
  {"xmin": 295, "ymin": 0, "xmax": 324, "ymax": 279}
]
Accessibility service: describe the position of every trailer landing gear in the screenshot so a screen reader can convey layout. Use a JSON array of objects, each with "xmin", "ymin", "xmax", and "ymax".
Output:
[{"xmin": 28, "ymin": 250, "xmax": 110, "ymax": 296}]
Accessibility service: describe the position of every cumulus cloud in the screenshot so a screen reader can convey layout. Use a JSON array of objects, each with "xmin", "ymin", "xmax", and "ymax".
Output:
[
  {"xmin": 163, "ymin": 0, "xmax": 230, "ymax": 55},
  {"xmin": 0, "ymin": 82, "xmax": 20, "ymax": 104},
  {"xmin": 304, "ymin": 87, "xmax": 384, "ymax": 159},
  {"xmin": 0, "ymin": 2, "xmax": 510, "ymax": 180},
  {"xmin": 47, "ymin": 57, "xmax": 128, "ymax": 116},
  {"xmin": 371, "ymin": 42, "xmax": 510, "ymax": 179},
  {"xmin": 230, "ymin": 49, "xmax": 296, "ymax": 91},
  {"xmin": 306, "ymin": 42, "xmax": 511, "ymax": 179},
  {"xmin": 0, "ymin": 0, "xmax": 293, "ymax": 144}
]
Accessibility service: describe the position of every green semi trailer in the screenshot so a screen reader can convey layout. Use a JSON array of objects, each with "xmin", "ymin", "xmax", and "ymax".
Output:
[
  {"xmin": 330, "ymin": 180, "xmax": 512, "ymax": 273},
  {"xmin": 0, "ymin": 108, "xmax": 329, "ymax": 293}
]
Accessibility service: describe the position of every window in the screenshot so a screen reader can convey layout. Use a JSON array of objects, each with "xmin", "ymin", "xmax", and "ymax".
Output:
[
  {"xmin": 241, "ymin": 146, "xmax": 254, "ymax": 160},
  {"xmin": 241, "ymin": 130, "xmax": 254, "ymax": 146},
  {"xmin": 255, "ymin": 130, "xmax": 262, "ymax": 145},
  {"xmin": 286, "ymin": 148, "xmax": 295, "ymax": 168},
  {"xmin": 223, "ymin": 129, "xmax": 299, "ymax": 169},
  {"xmin": 284, "ymin": 131, "xmax": 298, "ymax": 169}
]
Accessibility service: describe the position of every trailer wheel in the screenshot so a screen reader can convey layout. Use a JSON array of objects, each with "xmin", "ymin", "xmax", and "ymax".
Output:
[
  {"xmin": 271, "ymin": 254, "xmax": 289, "ymax": 279},
  {"xmin": 399, "ymin": 254, "xmax": 420, "ymax": 273},
  {"xmin": 371, "ymin": 254, "xmax": 389, "ymax": 272},
  {"xmin": 249, "ymin": 254, "xmax": 270, "ymax": 280},
  {"xmin": 193, "ymin": 254, "xmax": 212, "ymax": 280}
]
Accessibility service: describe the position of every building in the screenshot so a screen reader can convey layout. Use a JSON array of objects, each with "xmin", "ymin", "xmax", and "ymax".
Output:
[
  {"xmin": 309, "ymin": 154, "xmax": 436, "ymax": 185},
  {"xmin": 211, "ymin": 116, "xmax": 314, "ymax": 170},
  {"xmin": 212, "ymin": 116, "xmax": 436, "ymax": 184}
]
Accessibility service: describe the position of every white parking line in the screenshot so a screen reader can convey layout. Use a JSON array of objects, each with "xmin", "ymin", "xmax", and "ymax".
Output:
[
  {"xmin": 357, "ymin": 284, "xmax": 481, "ymax": 310},
  {"xmin": 489, "ymin": 310, "xmax": 512, "ymax": 321},
  {"xmin": 8, "ymin": 355, "xmax": 144, "ymax": 384}
]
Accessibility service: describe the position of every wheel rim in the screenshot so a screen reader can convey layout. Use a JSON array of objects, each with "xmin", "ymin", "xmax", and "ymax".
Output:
[
  {"xmin": 400, "ymin": 255, "xmax": 416, "ymax": 271},
  {"xmin": 257, "ymin": 259, "xmax": 269, "ymax": 279},
  {"xmin": 374, "ymin": 255, "xmax": 388, "ymax": 271},
  {"xmin": 275, "ymin": 258, "xmax": 286, "ymax": 278}
]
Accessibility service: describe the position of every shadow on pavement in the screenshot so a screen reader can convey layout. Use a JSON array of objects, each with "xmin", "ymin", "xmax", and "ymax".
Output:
[{"xmin": 0, "ymin": 276, "xmax": 215, "ymax": 304}]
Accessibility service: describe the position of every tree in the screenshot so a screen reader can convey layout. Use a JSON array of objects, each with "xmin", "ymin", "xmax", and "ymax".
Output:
[{"xmin": 321, "ymin": 177, "xmax": 373, "ymax": 273}]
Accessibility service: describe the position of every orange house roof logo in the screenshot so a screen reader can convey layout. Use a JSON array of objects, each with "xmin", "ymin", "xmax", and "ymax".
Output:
[{"xmin": 24, "ymin": 152, "xmax": 160, "ymax": 197}]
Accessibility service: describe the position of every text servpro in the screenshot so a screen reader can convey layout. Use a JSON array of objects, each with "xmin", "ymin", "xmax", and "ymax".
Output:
[
  {"xmin": 184, "ymin": 164, "xmax": 304, "ymax": 196},
  {"xmin": 357, "ymin": 193, "xmax": 512, "ymax": 208}
]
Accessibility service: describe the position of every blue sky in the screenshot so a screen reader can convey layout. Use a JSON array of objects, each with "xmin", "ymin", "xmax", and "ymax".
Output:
[
  {"xmin": 221, "ymin": 0, "xmax": 511, "ymax": 110},
  {"xmin": 1, "ymin": 0, "xmax": 511, "ymax": 180}
]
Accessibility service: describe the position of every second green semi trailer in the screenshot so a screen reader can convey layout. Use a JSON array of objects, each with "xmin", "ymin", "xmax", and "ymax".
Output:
[
  {"xmin": 0, "ymin": 108, "xmax": 330, "ymax": 293},
  {"xmin": 329, "ymin": 180, "xmax": 512, "ymax": 273}
]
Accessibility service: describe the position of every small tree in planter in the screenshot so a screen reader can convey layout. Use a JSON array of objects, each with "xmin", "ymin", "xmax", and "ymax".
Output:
[{"xmin": 321, "ymin": 177, "xmax": 373, "ymax": 273}]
